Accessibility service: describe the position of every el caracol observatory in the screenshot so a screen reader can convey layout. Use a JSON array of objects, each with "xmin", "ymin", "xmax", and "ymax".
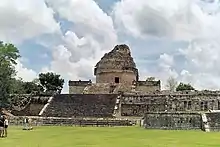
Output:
[{"xmin": 68, "ymin": 44, "xmax": 161, "ymax": 94}]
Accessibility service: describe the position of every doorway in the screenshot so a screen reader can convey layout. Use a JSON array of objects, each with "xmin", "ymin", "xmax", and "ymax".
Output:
[{"xmin": 115, "ymin": 77, "xmax": 120, "ymax": 83}]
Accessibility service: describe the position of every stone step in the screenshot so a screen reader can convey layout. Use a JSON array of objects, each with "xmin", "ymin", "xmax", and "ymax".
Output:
[{"xmin": 201, "ymin": 113, "xmax": 210, "ymax": 132}]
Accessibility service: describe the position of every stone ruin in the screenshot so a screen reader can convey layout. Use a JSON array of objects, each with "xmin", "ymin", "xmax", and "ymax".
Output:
[
  {"xmin": 94, "ymin": 44, "xmax": 139, "ymax": 83},
  {"xmin": 7, "ymin": 44, "xmax": 220, "ymax": 131},
  {"xmin": 69, "ymin": 44, "xmax": 160, "ymax": 94}
]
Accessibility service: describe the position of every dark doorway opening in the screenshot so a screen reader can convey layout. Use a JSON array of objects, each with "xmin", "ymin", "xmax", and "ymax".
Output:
[{"xmin": 115, "ymin": 77, "xmax": 120, "ymax": 83}]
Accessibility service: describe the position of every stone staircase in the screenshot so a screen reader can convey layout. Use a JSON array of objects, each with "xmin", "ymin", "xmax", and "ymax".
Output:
[
  {"xmin": 113, "ymin": 95, "xmax": 121, "ymax": 117},
  {"xmin": 42, "ymin": 94, "xmax": 118, "ymax": 118},
  {"xmin": 39, "ymin": 96, "xmax": 54, "ymax": 116},
  {"xmin": 11, "ymin": 95, "xmax": 50, "ymax": 116},
  {"xmin": 201, "ymin": 113, "xmax": 210, "ymax": 132}
]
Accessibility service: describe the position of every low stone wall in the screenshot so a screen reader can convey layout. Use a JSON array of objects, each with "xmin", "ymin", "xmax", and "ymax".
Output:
[
  {"xmin": 8, "ymin": 116, "xmax": 135, "ymax": 127},
  {"xmin": 143, "ymin": 112, "xmax": 220, "ymax": 131},
  {"xmin": 143, "ymin": 112, "xmax": 202, "ymax": 130},
  {"xmin": 206, "ymin": 112, "xmax": 220, "ymax": 131}
]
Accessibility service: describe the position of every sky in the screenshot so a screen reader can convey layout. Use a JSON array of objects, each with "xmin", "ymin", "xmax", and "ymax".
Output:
[{"xmin": 1, "ymin": 0, "xmax": 220, "ymax": 93}]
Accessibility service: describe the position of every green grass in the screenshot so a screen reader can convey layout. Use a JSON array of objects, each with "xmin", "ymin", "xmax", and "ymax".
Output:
[{"xmin": 1, "ymin": 126, "xmax": 220, "ymax": 147}]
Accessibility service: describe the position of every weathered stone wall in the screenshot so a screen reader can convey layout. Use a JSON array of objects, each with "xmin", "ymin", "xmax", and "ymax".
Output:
[
  {"xmin": 69, "ymin": 85, "xmax": 86, "ymax": 94},
  {"xmin": 121, "ymin": 92, "xmax": 220, "ymax": 117},
  {"xmin": 12, "ymin": 103, "xmax": 45, "ymax": 116},
  {"xmin": 135, "ymin": 85, "xmax": 160, "ymax": 92},
  {"xmin": 96, "ymin": 70, "xmax": 136, "ymax": 85},
  {"xmin": 11, "ymin": 95, "xmax": 49, "ymax": 116},
  {"xmin": 95, "ymin": 44, "xmax": 139, "ymax": 84},
  {"xmin": 83, "ymin": 83, "xmax": 112, "ymax": 94},
  {"xmin": 135, "ymin": 80, "xmax": 161, "ymax": 92},
  {"xmin": 206, "ymin": 112, "xmax": 220, "ymax": 131},
  {"xmin": 69, "ymin": 80, "xmax": 91, "ymax": 94},
  {"xmin": 143, "ymin": 112, "xmax": 202, "ymax": 130}
]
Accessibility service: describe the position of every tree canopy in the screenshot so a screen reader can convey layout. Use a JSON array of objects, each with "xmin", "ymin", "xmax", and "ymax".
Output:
[
  {"xmin": 39, "ymin": 72, "xmax": 64, "ymax": 94},
  {"xmin": 0, "ymin": 41, "xmax": 65, "ymax": 108},
  {"xmin": 176, "ymin": 82, "xmax": 195, "ymax": 91},
  {"xmin": 10, "ymin": 78, "xmax": 44, "ymax": 95},
  {"xmin": 146, "ymin": 77, "xmax": 156, "ymax": 81},
  {"xmin": 0, "ymin": 41, "xmax": 20, "ymax": 64},
  {"xmin": 0, "ymin": 41, "xmax": 20, "ymax": 107}
]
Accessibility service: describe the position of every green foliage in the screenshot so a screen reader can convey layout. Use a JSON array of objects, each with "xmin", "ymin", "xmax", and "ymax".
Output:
[
  {"xmin": 39, "ymin": 72, "xmax": 64, "ymax": 94},
  {"xmin": 22, "ymin": 81, "xmax": 44, "ymax": 94},
  {"xmin": 10, "ymin": 78, "xmax": 26, "ymax": 94},
  {"xmin": 0, "ymin": 41, "xmax": 65, "ymax": 108},
  {"xmin": 176, "ymin": 82, "xmax": 195, "ymax": 91},
  {"xmin": 0, "ymin": 41, "xmax": 20, "ymax": 65},
  {"xmin": 146, "ymin": 77, "xmax": 156, "ymax": 81},
  {"xmin": 0, "ymin": 41, "xmax": 20, "ymax": 108},
  {"xmin": 10, "ymin": 78, "xmax": 44, "ymax": 94}
]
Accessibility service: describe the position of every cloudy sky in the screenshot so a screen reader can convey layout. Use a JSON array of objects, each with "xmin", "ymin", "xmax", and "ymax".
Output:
[{"xmin": 1, "ymin": 0, "xmax": 220, "ymax": 93}]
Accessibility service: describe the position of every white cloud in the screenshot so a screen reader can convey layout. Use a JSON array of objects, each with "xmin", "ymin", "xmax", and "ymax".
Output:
[
  {"xmin": 48, "ymin": 32, "xmax": 102, "ymax": 82},
  {"xmin": 14, "ymin": 59, "xmax": 37, "ymax": 82},
  {"xmin": 41, "ymin": 31, "xmax": 105, "ymax": 93},
  {"xmin": 157, "ymin": 53, "xmax": 178, "ymax": 89},
  {"xmin": 112, "ymin": 0, "xmax": 220, "ymax": 90},
  {"xmin": 0, "ymin": 0, "xmax": 60, "ymax": 44},
  {"xmin": 0, "ymin": 0, "xmax": 61, "ymax": 84},
  {"xmin": 113, "ymin": 0, "xmax": 220, "ymax": 41},
  {"xmin": 159, "ymin": 53, "xmax": 174, "ymax": 68},
  {"xmin": 46, "ymin": 0, "xmax": 117, "ymax": 47},
  {"xmin": 42, "ymin": 0, "xmax": 118, "ymax": 93},
  {"xmin": 177, "ymin": 40, "xmax": 220, "ymax": 90},
  {"xmin": 3, "ymin": 0, "xmax": 220, "ymax": 93},
  {"xmin": 179, "ymin": 40, "xmax": 219, "ymax": 72}
]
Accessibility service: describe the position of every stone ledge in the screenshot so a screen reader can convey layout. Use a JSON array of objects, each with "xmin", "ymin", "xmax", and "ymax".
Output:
[{"xmin": 8, "ymin": 116, "xmax": 136, "ymax": 127}]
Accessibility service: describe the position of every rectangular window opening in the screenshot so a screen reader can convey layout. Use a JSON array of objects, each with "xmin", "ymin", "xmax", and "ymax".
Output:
[
  {"xmin": 188, "ymin": 101, "xmax": 192, "ymax": 110},
  {"xmin": 115, "ymin": 77, "xmax": 120, "ymax": 83}
]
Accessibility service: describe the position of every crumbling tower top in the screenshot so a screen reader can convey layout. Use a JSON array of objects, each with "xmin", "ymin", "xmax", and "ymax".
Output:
[{"xmin": 94, "ymin": 44, "xmax": 139, "ymax": 84}]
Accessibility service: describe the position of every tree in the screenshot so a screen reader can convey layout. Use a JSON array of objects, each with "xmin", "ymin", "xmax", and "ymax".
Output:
[
  {"xmin": 0, "ymin": 62, "xmax": 13, "ymax": 107},
  {"xmin": 38, "ymin": 72, "xmax": 64, "ymax": 94},
  {"xmin": 9, "ymin": 77, "xmax": 44, "ymax": 95},
  {"xmin": 146, "ymin": 77, "xmax": 156, "ymax": 81},
  {"xmin": 10, "ymin": 78, "xmax": 26, "ymax": 94},
  {"xmin": 176, "ymin": 82, "xmax": 195, "ymax": 91},
  {"xmin": 0, "ymin": 41, "xmax": 20, "ymax": 64},
  {"xmin": 165, "ymin": 76, "xmax": 178, "ymax": 92},
  {"xmin": 32, "ymin": 78, "xmax": 40, "ymax": 85},
  {"xmin": 22, "ymin": 81, "xmax": 44, "ymax": 94},
  {"xmin": 0, "ymin": 41, "xmax": 20, "ymax": 107}
]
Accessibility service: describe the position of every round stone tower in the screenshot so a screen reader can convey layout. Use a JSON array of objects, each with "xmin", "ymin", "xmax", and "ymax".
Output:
[{"xmin": 94, "ymin": 44, "xmax": 139, "ymax": 85}]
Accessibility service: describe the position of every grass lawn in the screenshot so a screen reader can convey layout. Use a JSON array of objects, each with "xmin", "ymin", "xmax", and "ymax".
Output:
[{"xmin": 1, "ymin": 126, "xmax": 220, "ymax": 147}]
